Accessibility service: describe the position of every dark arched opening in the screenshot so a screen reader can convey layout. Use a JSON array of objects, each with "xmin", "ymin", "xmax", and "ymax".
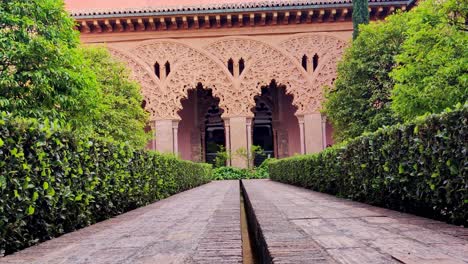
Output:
[
  {"xmin": 227, "ymin": 58, "xmax": 234, "ymax": 75},
  {"xmin": 301, "ymin": 55, "xmax": 308, "ymax": 71},
  {"xmin": 252, "ymin": 80, "xmax": 300, "ymax": 166},
  {"xmin": 154, "ymin": 62, "xmax": 160, "ymax": 78},
  {"xmin": 178, "ymin": 84, "xmax": 225, "ymax": 164},
  {"xmin": 239, "ymin": 58, "xmax": 245, "ymax": 75}
]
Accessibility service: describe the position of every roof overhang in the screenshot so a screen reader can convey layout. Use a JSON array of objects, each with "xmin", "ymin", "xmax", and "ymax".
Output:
[{"xmin": 72, "ymin": 0, "xmax": 415, "ymax": 34}]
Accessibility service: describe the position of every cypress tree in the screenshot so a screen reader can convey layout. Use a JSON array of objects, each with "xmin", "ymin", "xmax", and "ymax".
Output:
[{"xmin": 352, "ymin": 0, "xmax": 370, "ymax": 39}]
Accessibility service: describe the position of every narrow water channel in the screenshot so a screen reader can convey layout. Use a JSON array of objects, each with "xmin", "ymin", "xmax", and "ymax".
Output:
[{"xmin": 240, "ymin": 185, "xmax": 259, "ymax": 264}]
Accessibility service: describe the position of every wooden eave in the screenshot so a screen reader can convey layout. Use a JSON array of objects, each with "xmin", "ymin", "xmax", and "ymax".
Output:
[{"xmin": 73, "ymin": 1, "xmax": 412, "ymax": 34}]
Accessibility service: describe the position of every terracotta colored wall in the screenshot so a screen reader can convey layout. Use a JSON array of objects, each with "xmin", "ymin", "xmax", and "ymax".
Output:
[
  {"xmin": 278, "ymin": 92, "xmax": 301, "ymax": 157},
  {"xmin": 177, "ymin": 93, "xmax": 196, "ymax": 161}
]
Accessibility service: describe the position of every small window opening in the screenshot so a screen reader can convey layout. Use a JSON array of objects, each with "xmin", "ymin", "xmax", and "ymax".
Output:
[
  {"xmin": 165, "ymin": 61, "xmax": 171, "ymax": 77},
  {"xmin": 154, "ymin": 62, "xmax": 160, "ymax": 78},
  {"xmin": 228, "ymin": 58, "xmax": 234, "ymax": 75},
  {"xmin": 313, "ymin": 54, "xmax": 319, "ymax": 71},
  {"xmin": 239, "ymin": 58, "xmax": 245, "ymax": 75},
  {"xmin": 301, "ymin": 55, "xmax": 308, "ymax": 71}
]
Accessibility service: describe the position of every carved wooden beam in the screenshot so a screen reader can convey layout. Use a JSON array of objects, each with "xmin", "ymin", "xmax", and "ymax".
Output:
[
  {"xmin": 260, "ymin": 13, "xmax": 266, "ymax": 26},
  {"xmin": 307, "ymin": 10, "xmax": 313, "ymax": 23},
  {"xmin": 238, "ymin": 14, "xmax": 243, "ymax": 27},
  {"xmin": 115, "ymin": 19, "xmax": 124, "ymax": 32},
  {"xmin": 170, "ymin": 17, "xmax": 177, "ymax": 29},
  {"xmin": 103, "ymin": 19, "xmax": 113, "ymax": 32},
  {"xmin": 204, "ymin": 15, "xmax": 211, "ymax": 28},
  {"xmin": 295, "ymin": 11, "xmax": 302, "ymax": 24},
  {"xmin": 182, "ymin": 16, "xmax": 189, "ymax": 29},
  {"xmin": 339, "ymin": 8, "xmax": 348, "ymax": 22},
  {"xmin": 283, "ymin": 11, "xmax": 290, "ymax": 25},
  {"xmin": 328, "ymin": 9, "xmax": 337, "ymax": 22},
  {"xmin": 93, "ymin": 20, "xmax": 102, "ymax": 33},
  {"xmin": 159, "ymin": 17, "xmax": 167, "ymax": 30},
  {"xmin": 227, "ymin": 14, "xmax": 232, "ymax": 27},
  {"xmin": 318, "ymin": 9, "xmax": 325, "ymax": 23},
  {"xmin": 148, "ymin": 17, "xmax": 156, "ymax": 30},
  {"xmin": 376, "ymin": 7, "xmax": 384, "ymax": 19},
  {"xmin": 136, "ymin": 18, "xmax": 145, "ymax": 31},
  {"xmin": 81, "ymin": 21, "xmax": 91, "ymax": 33},
  {"xmin": 126, "ymin": 19, "xmax": 135, "ymax": 31},
  {"xmin": 193, "ymin": 16, "xmax": 199, "ymax": 29},
  {"xmin": 272, "ymin": 12, "xmax": 278, "ymax": 25},
  {"xmin": 216, "ymin": 15, "xmax": 221, "ymax": 28}
]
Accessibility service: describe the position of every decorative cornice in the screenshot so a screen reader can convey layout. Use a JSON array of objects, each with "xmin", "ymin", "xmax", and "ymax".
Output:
[{"xmin": 72, "ymin": 0, "xmax": 415, "ymax": 34}]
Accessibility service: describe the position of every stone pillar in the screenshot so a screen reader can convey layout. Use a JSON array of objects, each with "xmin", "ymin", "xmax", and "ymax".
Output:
[
  {"xmin": 229, "ymin": 116, "xmax": 249, "ymax": 168},
  {"xmin": 172, "ymin": 120, "xmax": 179, "ymax": 155},
  {"xmin": 303, "ymin": 113, "xmax": 324, "ymax": 154},
  {"xmin": 155, "ymin": 119, "xmax": 180, "ymax": 154},
  {"xmin": 321, "ymin": 116, "xmax": 327, "ymax": 149},
  {"xmin": 224, "ymin": 118, "xmax": 231, "ymax": 166},
  {"xmin": 297, "ymin": 115, "xmax": 306, "ymax": 154}
]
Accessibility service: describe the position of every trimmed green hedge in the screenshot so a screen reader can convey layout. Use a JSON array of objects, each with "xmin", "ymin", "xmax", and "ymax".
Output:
[
  {"xmin": 212, "ymin": 159, "xmax": 274, "ymax": 180},
  {"xmin": 270, "ymin": 107, "xmax": 467, "ymax": 226},
  {"xmin": 0, "ymin": 115, "xmax": 211, "ymax": 255}
]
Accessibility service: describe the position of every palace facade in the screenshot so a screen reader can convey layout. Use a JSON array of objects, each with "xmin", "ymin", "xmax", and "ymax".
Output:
[{"xmin": 65, "ymin": 0, "xmax": 413, "ymax": 167}]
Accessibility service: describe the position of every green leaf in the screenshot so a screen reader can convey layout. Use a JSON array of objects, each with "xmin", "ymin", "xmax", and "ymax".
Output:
[
  {"xmin": 398, "ymin": 164, "xmax": 405, "ymax": 174},
  {"xmin": 27, "ymin": 205, "xmax": 35, "ymax": 215},
  {"xmin": 48, "ymin": 187, "xmax": 55, "ymax": 197},
  {"xmin": 32, "ymin": 192, "xmax": 39, "ymax": 202},
  {"xmin": 0, "ymin": 176, "xmax": 6, "ymax": 189},
  {"xmin": 43, "ymin": 182, "xmax": 49, "ymax": 190},
  {"xmin": 0, "ymin": 138, "xmax": 4, "ymax": 147}
]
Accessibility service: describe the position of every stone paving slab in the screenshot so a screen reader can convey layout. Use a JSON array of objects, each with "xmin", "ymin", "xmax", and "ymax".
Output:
[
  {"xmin": 242, "ymin": 179, "xmax": 468, "ymax": 264},
  {"xmin": 0, "ymin": 181, "xmax": 242, "ymax": 264}
]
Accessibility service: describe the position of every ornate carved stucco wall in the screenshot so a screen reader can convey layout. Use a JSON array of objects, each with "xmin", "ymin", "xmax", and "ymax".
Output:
[{"xmin": 106, "ymin": 33, "xmax": 348, "ymax": 120}]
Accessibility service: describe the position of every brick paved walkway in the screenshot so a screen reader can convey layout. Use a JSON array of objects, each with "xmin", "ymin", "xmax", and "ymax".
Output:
[
  {"xmin": 242, "ymin": 179, "xmax": 468, "ymax": 264},
  {"xmin": 0, "ymin": 181, "xmax": 242, "ymax": 264},
  {"xmin": 2, "ymin": 179, "xmax": 467, "ymax": 264}
]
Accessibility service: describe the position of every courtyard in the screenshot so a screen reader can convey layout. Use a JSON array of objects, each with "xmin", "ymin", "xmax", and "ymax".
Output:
[
  {"xmin": 0, "ymin": 0, "xmax": 466, "ymax": 262},
  {"xmin": 1, "ymin": 180, "xmax": 467, "ymax": 263}
]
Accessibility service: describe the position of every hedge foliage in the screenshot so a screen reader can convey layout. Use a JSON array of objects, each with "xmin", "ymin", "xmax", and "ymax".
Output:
[
  {"xmin": 0, "ymin": 115, "xmax": 211, "ymax": 255},
  {"xmin": 270, "ymin": 106, "xmax": 467, "ymax": 226}
]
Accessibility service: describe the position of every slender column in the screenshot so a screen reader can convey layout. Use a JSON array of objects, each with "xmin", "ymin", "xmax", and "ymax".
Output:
[
  {"xmin": 246, "ymin": 117, "xmax": 253, "ymax": 168},
  {"xmin": 224, "ymin": 118, "xmax": 231, "ymax": 166},
  {"xmin": 172, "ymin": 120, "xmax": 179, "ymax": 155},
  {"xmin": 246, "ymin": 117, "xmax": 253, "ymax": 155},
  {"xmin": 297, "ymin": 115, "xmax": 306, "ymax": 154},
  {"xmin": 303, "ymin": 113, "xmax": 324, "ymax": 154}
]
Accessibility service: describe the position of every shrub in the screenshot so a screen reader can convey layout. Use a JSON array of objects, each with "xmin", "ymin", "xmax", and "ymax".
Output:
[
  {"xmin": 212, "ymin": 159, "xmax": 274, "ymax": 180},
  {"xmin": 0, "ymin": 114, "xmax": 211, "ymax": 255},
  {"xmin": 324, "ymin": 0, "xmax": 467, "ymax": 142},
  {"xmin": 81, "ymin": 47, "xmax": 151, "ymax": 149},
  {"xmin": 212, "ymin": 167, "xmax": 250, "ymax": 180},
  {"xmin": 269, "ymin": 106, "xmax": 467, "ymax": 226}
]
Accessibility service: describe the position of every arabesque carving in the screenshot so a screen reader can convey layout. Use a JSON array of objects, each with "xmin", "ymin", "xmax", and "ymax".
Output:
[
  {"xmin": 280, "ymin": 35, "xmax": 347, "ymax": 112},
  {"xmin": 107, "ymin": 47, "xmax": 163, "ymax": 119},
  {"xmin": 106, "ymin": 34, "xmax": 348, "ymax": 120}
]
